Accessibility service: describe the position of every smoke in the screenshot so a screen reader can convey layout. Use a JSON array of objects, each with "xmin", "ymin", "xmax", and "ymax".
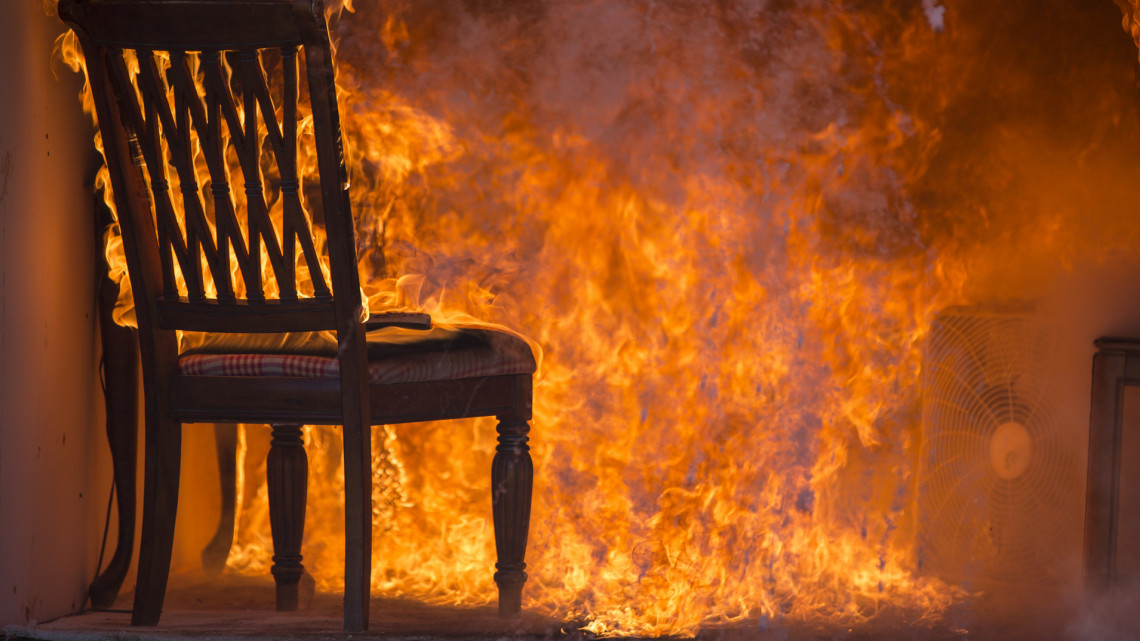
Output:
[
  {"xmin": 1066, "ymin": 584, "xmax": 1140, "ymax": 641},
  {"xmin": 331, "ymin": 0, "xmax": 1140, "ymax": 308}
]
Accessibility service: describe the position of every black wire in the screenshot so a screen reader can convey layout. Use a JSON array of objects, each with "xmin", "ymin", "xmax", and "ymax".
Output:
[
  {"xmin": 62, "ymin": 607, "xmax": 133, "ymax": 619},
  {"xmin": 88, "ymin": 351, "xmax": 113, "ymax": 611},
  {"xmin": 95, "ymin": 477, "xmax": 114, "ymax": 579},
  {"xmin": 86, "ymin": 476, "xmax": 116, "ymax": 612}
]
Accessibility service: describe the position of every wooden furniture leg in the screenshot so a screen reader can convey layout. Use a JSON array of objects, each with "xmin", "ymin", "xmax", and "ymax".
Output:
[
  {"xmin": 201, "ymin": 425, "xmax": 237, "ymax": 574},
  {"xmin": 88, "ymin": 273, "xmax": 139, "ymax": 609},
  {"xmin": 492, "ymin": 414, "xmax": 533, "ymax": 616},
  {"xmin": 341, "ymin": 411, "xmax": 372, "ymax": 631},
  {"xmin": 131, "ymin": 414, "xmax": 182, "ymax": 626},
  {"xmin": 267, "ymin": 423, "xmax": 307, "ymax": 611}
]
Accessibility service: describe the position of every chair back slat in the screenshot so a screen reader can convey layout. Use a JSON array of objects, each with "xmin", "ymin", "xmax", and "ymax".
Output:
[
  {"xmin": 64, "ymin": 0, "xmax": 346, "ymax": 334},
  {"xmin": 277, "ymin": 49, "xmax": 332, "ymax": 300},
  {"xmin": 141, "ymin": 50, "xmax": 226, "ymax": 301},
  {"xmin": 104, "ymin": 50, "xmax": 203, "ymax": 301},
  {"xmin": 233, "ymin": 50, "xmax": 290, "ymax": 301}
]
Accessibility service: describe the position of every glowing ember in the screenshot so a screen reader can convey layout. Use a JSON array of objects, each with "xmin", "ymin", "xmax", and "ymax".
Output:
[{"xmin": 57, "ymin": 0, "xmax": 1140, "ymax": 637}]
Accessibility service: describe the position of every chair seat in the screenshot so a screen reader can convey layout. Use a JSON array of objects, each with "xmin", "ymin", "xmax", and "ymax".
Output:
[{"xmin": 179, "ymin": 326, "xmax": 536, "ymax": 385}]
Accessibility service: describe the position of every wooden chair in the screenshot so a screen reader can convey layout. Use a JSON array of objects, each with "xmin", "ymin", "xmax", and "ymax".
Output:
[{"xmin": 58, "ymin": 0, "xmax": 535, "ymax": 631}]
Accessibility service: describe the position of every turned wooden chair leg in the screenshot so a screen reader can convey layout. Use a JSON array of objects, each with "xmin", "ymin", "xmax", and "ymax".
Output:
[
  {"xmin": 492, "ymin": 415, "xmax": 533, "ymax": 617},
  {"xmin": 201, "ymin": 424, "xmax": 237, "ymax": 574},
  {"xmin": 131, "ymin": 415, "xmax": 182, "ymax": 626},
  {"xmin": 268, "ymin": 423, "xmax": 308, "ymax": 611},
  {"xmin": 88, "ymin": 274, "xmax": 139, "ymax": 609}
]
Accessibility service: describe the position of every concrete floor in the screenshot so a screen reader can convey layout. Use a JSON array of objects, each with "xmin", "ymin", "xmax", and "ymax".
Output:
[
  {"xmin": 4, "ymin": 573, "xmax": 1123, "ymax": 641},
  {"xmin": 4, "ymin": 574, "xmax": 566, "ymax": 641}
]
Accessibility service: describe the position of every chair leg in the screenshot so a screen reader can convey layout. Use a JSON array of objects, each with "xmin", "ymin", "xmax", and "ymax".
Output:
[
  {"xmin": 131, "ymin": 415, "xmax": 182, "ymax": 626},
  {"xmin": 342, "ymin": 417, "xmax": 372, "ymax": 631},
  {"xmin": 88, "ymin": 276, "xmax": 139, "ymax": 609},
  {"xmin": 492, "ymin": 416, "xmax": 533, "ymax": 617},
  {"xmin": 268, "ymin": 424, "xmax": 308, "ymax": 611},
  {"xmin": 201, "ymin": 424, "xmax": 237, "ymax": 574},
  {"xmin": 1084, "ymin": 348, "xmax": 1127, "ymax": 592}
]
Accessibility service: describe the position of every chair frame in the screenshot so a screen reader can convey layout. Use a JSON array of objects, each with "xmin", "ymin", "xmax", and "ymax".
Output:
[{"xmin": 59, "ymin": 0, "xmax": 533, "ymax": 631}]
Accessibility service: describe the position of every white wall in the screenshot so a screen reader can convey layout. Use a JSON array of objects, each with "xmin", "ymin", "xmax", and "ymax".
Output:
[{"xmin": 0, "ymin": 1, "xmax": 106, "ymax": 626}]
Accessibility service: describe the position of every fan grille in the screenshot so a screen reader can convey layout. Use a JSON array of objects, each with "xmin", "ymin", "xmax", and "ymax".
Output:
[{"xmin": 918, "ymin": 309, "xmax": 1080, "ymax": 585}]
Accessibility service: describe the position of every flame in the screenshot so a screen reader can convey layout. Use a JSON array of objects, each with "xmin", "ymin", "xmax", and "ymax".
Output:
[
  {"xmin": 229, "ymin": 1, "xmax": 970, "ymax": 635},
  {"xmin": 57, "ymin": 0, "xmax": 1140, "ymax": 637}
]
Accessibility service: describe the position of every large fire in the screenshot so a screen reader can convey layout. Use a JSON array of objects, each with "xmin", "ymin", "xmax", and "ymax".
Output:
[{"xmin": 56, "ymin": 0, "xmax": 1140, "ymax": 637}]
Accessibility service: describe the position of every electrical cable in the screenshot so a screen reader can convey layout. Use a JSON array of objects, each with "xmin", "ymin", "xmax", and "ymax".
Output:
[{"xmin": 85, "ymin": 351, "xmax": 126, "ymax": 614}]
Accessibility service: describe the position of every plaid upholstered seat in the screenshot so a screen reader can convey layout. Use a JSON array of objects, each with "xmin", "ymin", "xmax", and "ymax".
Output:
[{"xmin": 179, "ymin": 326, "xmax": 537, "ymax": 385}]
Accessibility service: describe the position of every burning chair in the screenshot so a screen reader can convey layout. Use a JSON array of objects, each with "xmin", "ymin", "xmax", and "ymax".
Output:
[{"xmin": 58, "ymin": 0, "xmax": 536, "ymax": 631}]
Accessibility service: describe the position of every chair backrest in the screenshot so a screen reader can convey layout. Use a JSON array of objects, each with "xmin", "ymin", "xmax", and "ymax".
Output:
[{"xmin": 59, "ymin": 0, "xmax": 364, "ymax": 340}]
